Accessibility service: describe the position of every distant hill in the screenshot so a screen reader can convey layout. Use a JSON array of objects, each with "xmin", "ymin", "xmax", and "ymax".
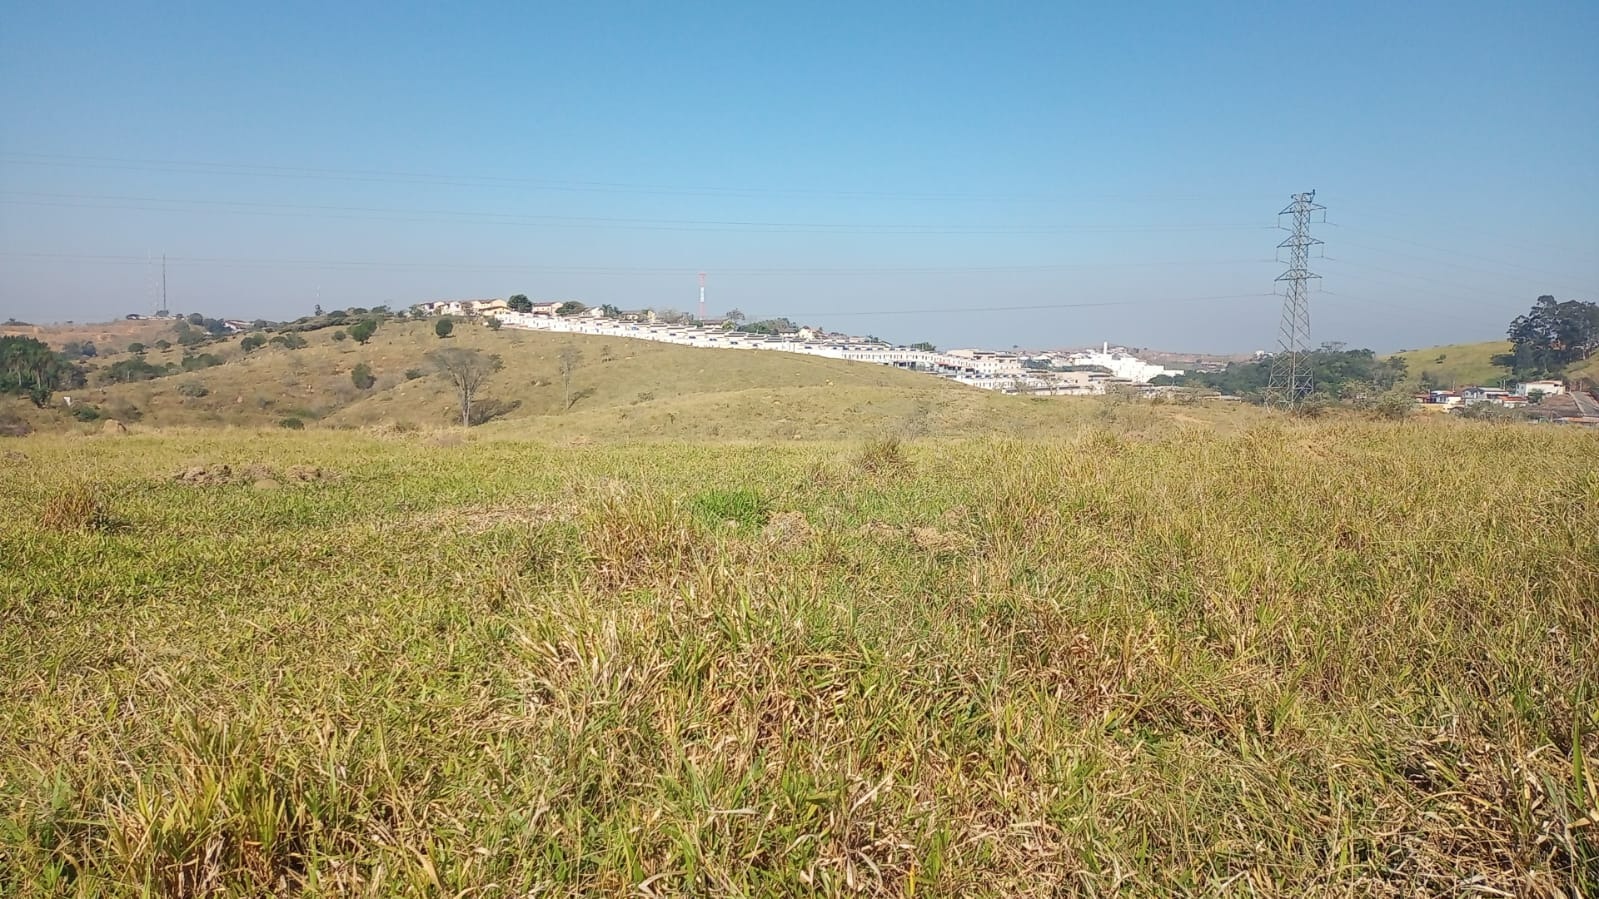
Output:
[
  {"xmin": 1391, "ymin": 341, "xmax": 1512, "ymax": 389},
  {"xmin": 8, "ymin": 317, "xmax": 1260, "ymax": 439}
]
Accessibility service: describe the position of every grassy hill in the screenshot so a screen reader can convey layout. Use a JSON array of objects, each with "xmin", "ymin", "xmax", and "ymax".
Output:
[
  {"xmin": 13, "ymin": 318, "xmax": 1260, "ymax": 439},
  {"xmin": 2, "ymin": 421, "xmax": 1594, "ymax": 894},
  {"xmin": 1391, "ymin": 340, "xmax": 1512, "ymax": 388}
]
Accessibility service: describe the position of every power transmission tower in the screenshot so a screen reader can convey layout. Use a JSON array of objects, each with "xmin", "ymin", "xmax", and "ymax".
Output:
[{"xmin": 1266, "ymin": 191, "xmax": 1325, "ymax": 409}]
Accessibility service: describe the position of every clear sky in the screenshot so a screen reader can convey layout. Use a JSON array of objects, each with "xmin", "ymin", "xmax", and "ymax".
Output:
[{"xmin": 2, "ymin": 0, "xmax": 1595, "ymax": 352}]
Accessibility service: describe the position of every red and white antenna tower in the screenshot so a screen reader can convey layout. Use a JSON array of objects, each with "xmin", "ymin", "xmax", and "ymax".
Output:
[{"xmin": 698, "ymin": 271, "xmax": 707, "ymax": 321}]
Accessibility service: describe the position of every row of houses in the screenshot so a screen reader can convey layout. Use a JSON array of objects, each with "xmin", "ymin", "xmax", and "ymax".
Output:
[{"xmin": 1420, "ymin": 379, "xmax": 1568, "ymax": 409}]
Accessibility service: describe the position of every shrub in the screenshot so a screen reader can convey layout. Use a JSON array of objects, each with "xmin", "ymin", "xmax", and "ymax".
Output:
[
  {"xmin": 688, "ymin": 488, "xmax": 770, "ymax": 530},
  {"xmin": 177, "ymin": 382, "xmax": 209, "ymax": 398},
  {"xmin": 278, "ymin": 417, "xmax": 305, "ymax": 430},
  {"xmin": 435, "ymin": 318, "xmax": 455, "ymax": 339},
  {"xmin": 127, "ymin": 342, "xmax": 146, "ymax": 354},
  {"xmin": 268, "ymin": 334, "xmax": 308, "ymax": 350},
  {"xmin": 404, "ymin": 368, "xmax": 425, "ymax": 381},
  {"xmin": 240, "ymin": 334, "xmax": 267, "ymax": 353},
  {"xmin": 348, "ymin": 320, "xmax": 377, "ymax": 344},
  {"xmin": 154, "ymin": 339, "xmax": 171, "ymax": 350},
  {"xmin": 71, "ymin": 404, "xmax": 102, "ymax": 421},
  {"xmin": 333, "ymin": 330, "xmax": 348, "ymax": 342},
  {"xmin": 485, "ymin": 318, "xmax": 502, "ymax": 331},
  {"xmin": 351, "ymin": 363, "xmax": 376, "ymax": 390}
]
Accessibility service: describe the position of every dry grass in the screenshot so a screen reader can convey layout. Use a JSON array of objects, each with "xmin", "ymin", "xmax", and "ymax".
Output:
[{"xmin": 0, "ymin": 418, "xmax": 1595, "ymax": 896}]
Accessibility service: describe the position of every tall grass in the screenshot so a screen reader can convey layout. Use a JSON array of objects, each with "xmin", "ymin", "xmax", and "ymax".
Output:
[{"xmin": 0, "ymin": 419, "xmax": 1594, "ymax": 895}]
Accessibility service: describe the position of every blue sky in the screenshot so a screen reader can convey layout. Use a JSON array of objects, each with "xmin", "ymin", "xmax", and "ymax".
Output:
[{"xmin": 1, "ymin": 0, "xmax": 1594, "ymax": 352}]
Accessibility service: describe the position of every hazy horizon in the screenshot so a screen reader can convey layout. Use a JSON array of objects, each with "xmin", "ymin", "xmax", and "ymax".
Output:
[{"xmin": 2, "ymin": 1, "xmax": 1595, "ymax": 354}]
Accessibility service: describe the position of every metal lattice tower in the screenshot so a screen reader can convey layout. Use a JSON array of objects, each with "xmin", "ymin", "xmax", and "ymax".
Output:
[{"xmin": 1266, "ymin": 191, "xmax": 1325, "ymax": 409}]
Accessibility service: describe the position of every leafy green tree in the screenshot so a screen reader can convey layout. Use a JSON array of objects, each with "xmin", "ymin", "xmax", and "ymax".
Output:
[
  {"xmin": 556, "ymin": 301, "xmax": 587, "ymax": 316},
  {"xmin": 910, "ymin": 341, "xmax": 937, "ymax": 352},
  {"xmin": 349, "ymin": 319, "xmax": 377, "ymax": 344},
  {"xmin": 240, "ymin": 334, "xmax": 267, "ymax": 353},
  {"xmin": 0, "ymin": 336, "xmax": 70, "ymax": 406},
  {"xmin": 127, "ymin": 342, "xmax": 146, "ymax": 354},
  {"xmin": 100, "ymin": 357, "xmax": 165, "ymax": 384},
  {"xmin": 507, "ymin": 294, "xmax": 533, "ymax": 313},
  {"xmin": 435, "ymin": 318, "xmax": 455, "ymax": 339},
  {"xmin": 1492, "ymin": 295, "xmax": 1599, "ymax": 378}
]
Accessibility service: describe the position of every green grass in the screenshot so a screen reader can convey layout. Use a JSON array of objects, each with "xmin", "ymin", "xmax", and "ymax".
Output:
[
  {"xmin": 1391, "ymin": 340, "xmax": 1513, "ymax": 389},
  {"xmin": 1, "ymin": 416, "xmax": 1595, "ymax": 895}
]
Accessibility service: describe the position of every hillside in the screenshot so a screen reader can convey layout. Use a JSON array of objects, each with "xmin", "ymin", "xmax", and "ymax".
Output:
[
  {"xmin": 11, "ymin": 318, "xmax": 1260, "ymax": 439},
  {"xmin": 1391, "ymin": 340, "xmax": 1512, "ymax": 388}
]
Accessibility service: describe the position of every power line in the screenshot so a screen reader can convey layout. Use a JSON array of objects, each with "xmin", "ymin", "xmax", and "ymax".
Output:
[
  {"xmin": 774, "ymin": 293, "xmax": 1276, "ymax": 318},
  {"xmin": 0, "ymin": 192, "xmax": 1276, "ymax": 235},
  {"xmin": 0, "ymin": 151, "xmax": 1232, "ymax": 205},
  {"xmin": 0, "ymin": 250, "xmax": 1274, "ymax": 275}
]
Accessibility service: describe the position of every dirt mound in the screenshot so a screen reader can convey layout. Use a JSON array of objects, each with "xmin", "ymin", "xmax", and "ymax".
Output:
[
  {"xmin": 172, "ymin": 462, "xmax": 338, "ymax": 486},
  {"xmin": 101, "ymin": 419, "xmax": 127, "ymax": 434}
]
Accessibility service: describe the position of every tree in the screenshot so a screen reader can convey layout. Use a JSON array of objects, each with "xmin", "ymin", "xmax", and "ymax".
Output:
[
  {"xmin": 910, "ymin": 341, "xmax": 937, "ymax": 352},
  {"xmin": 0, "ymin": 336, "xmax": 69, "ymax": 406},
  {"xmin": 348, "ymin": 319, "xmax": 377, "ymax": 345},
  {"xmin": 314, "ymin": 304, "xmax": 324, "ymax": 316},
  {"xmin": 268, "ymin": 333, "xmax": 308, "ymax": 350},
  {"xmin": 556, "ymin": 301, "xmax": 587, "ymax": 317},
  {"xmin": 240, "ymin": 334, "xmax": 266, "ymax": 353},
  {"xmin": 725, "ymin": 308, "xmax": 746, "ymax": 324},
  {"xmin": 559, "ymin": 344, "xmax": 583, "ymax": 410},
  {"xmin": 1493, "ymin": 295, "xmax": 1599, "ymax": 378},
  {"xmin": 435, "ymin": 318, "xmax": 455, "ymax": 339},
  {"xmin": 485, "ymin": 317, "xmax": 503, "ymax": 331},
  {"xmin": 507, "ymin": 294, "xmax": 533, "ymax": 313},
  {"xmin": 600, "ymin": 303, "xmax": 622, "ymax": 318},
  {"xmin": 127, "ymin": 342, "xmax": 146, "ymax": 354},
  {"xmin": 430, "ymin": 348, "xmax": 502, "ymax": 426},
  {"xmin": 656, "ymin": 307, "xmax": 688, "ymax": 325},
  {"xmin": 351, "ymin": 362, "xmax": 376, "ymax": 390}
]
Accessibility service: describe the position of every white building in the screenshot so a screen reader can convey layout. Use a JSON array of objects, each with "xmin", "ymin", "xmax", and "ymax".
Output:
[{"xmin": 1514, "ymin": 379, "xmax": 1566, "ymax": 396}]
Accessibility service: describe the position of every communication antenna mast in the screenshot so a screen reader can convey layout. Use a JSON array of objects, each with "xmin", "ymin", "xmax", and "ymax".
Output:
[
  {"xmin": 1266, "ymin": 191, "xmax": 1324, "ymax": 409},
  {"xmin": 698, "ymin": 272, "xmax": 707, "ymax": 321},
  {"xmin": 160, "ymin": 254, "xmax": 169, "ymax": 317}
]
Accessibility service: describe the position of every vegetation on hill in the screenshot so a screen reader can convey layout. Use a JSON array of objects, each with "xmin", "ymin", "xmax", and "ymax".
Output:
[
  {"xmin": 1, "ymin": 422, "xmax": 1593, "ymax": 895},
  {"xmin": 1390, "ymin": 341, "xmax": 1514, "ymax": 390},
  {"xmin": 1152, "ymin": 344, "xmax": 1409, "ymax": 399}
]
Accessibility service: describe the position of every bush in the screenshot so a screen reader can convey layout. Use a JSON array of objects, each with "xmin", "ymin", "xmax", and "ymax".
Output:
[
  {"xmin": 435, "ymin": 318, "xmax": 455, "ymax": 339},
  {"xmin": 278, "ymin": 417, "xmax": 305, "ymax": 430},
  {"xmin": 351, "ymin": 363, "xmax": 376, "ymax": 390},
  {"xmin": 71, "ymin": 404, "xmax": 102, "ymax": 421},
  {"xmin": 348, "ymin": 320, "xmax": 377, "ymax": 344},
  {"xmin": 404, "ymin": 368, "xmax": 425, "ymax": 381},
  {"xmin": 154, "ymin": 339, "xmax": 171, "ymax": 350},
  {"xmin": 240, "ymin": 334, "xmax": 267, "ymax": 353},
  {"xmin": 333, "ymin": 330, "xmax": 348, "ymax": 342},
  {"xmin": 485, "ymin": 318, "xmax": 502, "ymax": 331},
  {"xmin": 180, "ymin": 354, "xmax": 223, "ymax": 372},
  {"xmin": 688, "ymin": 488, "xmax": 770, "ymax": 530},
  {"xmin": 177, "ymin": 382, "xmax": 209, "ymax": 398},
  {"xmin": 268, "ymin": 334, "xmax": 308, "ymax": 350},
  {"xmin": 127, "ymin": 342, "xmax": 146, "ymax": 354}
]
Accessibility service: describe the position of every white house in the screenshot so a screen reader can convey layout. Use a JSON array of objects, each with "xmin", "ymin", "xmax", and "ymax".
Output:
[{"xmin": 1514, "ymin": 379, "xmax": 1566, "ymax": 397}]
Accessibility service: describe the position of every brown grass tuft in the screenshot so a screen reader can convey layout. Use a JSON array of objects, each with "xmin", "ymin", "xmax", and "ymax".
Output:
[{"xmin": 38, "ymin": 482, "xmax": 112, "ymax": 532}]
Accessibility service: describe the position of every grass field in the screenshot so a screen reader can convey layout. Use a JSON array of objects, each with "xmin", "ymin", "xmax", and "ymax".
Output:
[{"xmin": 2, "ymin": 417, "xmax": 1595, "ymax": 896}]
